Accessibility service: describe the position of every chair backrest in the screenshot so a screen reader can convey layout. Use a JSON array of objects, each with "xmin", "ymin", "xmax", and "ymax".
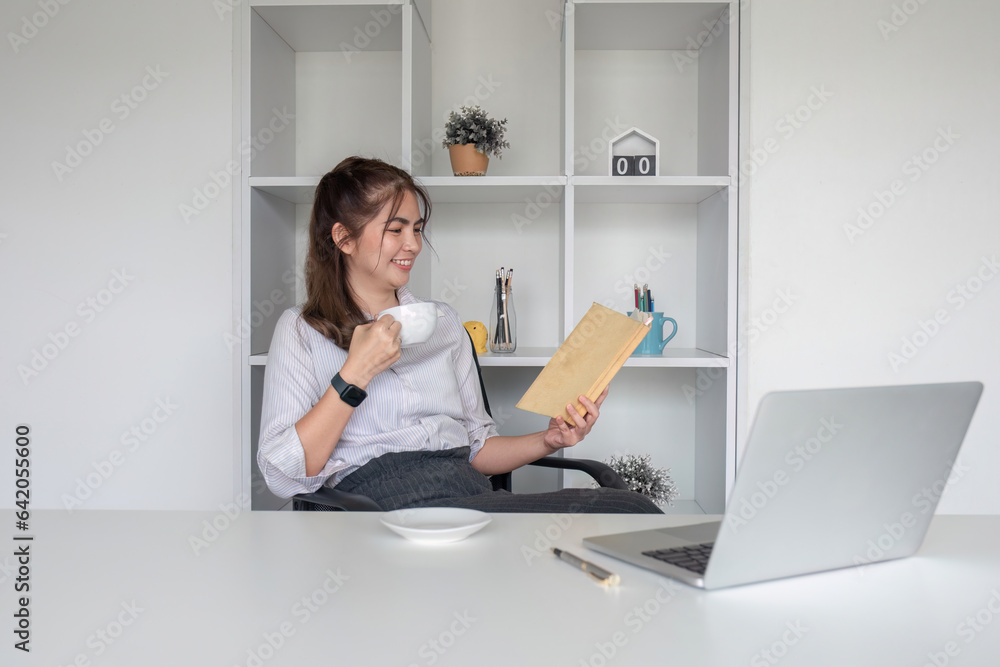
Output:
[
  {"xmin": 464, "ymin": 329, "xmax": 511, "ymax": 492},
  {"xmin": 465, "ymin": 329, "xmax": 492, "ymax": 419}
]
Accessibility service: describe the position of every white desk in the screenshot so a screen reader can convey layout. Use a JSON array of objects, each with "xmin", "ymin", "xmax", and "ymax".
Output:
[{"xmin": 7, "ymin": 511, "xmax": 1000, "ymax": 666}]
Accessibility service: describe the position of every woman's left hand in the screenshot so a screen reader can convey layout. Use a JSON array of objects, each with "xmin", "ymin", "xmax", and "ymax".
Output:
[{"xmin": 542, "ymin": 386, "xmax": 609, "ymax": 451}]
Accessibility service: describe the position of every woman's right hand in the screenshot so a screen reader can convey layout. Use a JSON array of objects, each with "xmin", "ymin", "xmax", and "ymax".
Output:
[{"xmin": 338, "ymin": 314, "xmax": 402, "ymax": 389}]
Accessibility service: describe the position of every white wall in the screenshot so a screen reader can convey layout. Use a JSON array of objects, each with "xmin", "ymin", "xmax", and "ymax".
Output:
[
  {"xmin": 1, "ymin": 0, "xmax": 235, "ymax": 510},
  {"xmin": 745, "ymin": 0, "xmax": 1000, "ymax": 513}
]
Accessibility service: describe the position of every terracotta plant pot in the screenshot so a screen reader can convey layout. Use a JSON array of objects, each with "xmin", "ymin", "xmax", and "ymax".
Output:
[{"xmin": 448, "ymin": 144, "xmax": 489, "ymax": 176}]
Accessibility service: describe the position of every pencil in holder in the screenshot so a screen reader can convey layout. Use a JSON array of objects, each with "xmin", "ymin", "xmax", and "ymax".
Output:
[{"xmin": 489, "ymin": 269, "xmax": 516, "ymax": 353}]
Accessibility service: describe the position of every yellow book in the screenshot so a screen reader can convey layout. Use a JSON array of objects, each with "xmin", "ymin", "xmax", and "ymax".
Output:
[{"xmin": 516, "ymin": 303, "xmax": 651, "ymax": 421}]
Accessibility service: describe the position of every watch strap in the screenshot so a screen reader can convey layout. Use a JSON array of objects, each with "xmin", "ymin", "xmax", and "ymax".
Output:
[{"xmin": 331, "ymin": 372, "xmax": 366, "ymax": 407}]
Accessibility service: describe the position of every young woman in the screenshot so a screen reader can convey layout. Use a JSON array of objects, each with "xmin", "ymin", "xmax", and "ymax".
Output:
[{"xmin": 258, "ymin": 156, "xmax": 660, "ymax": 513}]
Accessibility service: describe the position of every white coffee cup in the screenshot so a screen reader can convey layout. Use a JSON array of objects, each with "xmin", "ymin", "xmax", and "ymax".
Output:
[{"xmin": 377, "ymin": 302, "xmax": 441, "ymax": 347}]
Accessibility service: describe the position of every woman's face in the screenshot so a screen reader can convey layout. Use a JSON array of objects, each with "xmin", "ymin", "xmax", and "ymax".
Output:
[{"xmin": 340, "ymin": 189, "xmax": 423, "ymax": 299}]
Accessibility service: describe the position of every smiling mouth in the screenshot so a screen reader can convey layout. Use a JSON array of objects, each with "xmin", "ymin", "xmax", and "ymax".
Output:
[{"xmin": 391, "ymin": 258, "xmax": 413, "ymax": 269}]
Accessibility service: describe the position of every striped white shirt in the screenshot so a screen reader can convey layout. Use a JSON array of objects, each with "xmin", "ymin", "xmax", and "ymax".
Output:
[{"xmin": 257, "ymin": 286, "xmax": 498, "ymax": 499}]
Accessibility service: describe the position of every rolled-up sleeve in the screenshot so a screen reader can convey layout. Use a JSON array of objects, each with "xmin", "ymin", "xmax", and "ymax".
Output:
[
  {"xmin": 446, "ymin": 307, "xmax": 499, "ymax": 462},
  {"xmin": 257, "ymin": 311, "xmax": 349, "ymax": 498}
]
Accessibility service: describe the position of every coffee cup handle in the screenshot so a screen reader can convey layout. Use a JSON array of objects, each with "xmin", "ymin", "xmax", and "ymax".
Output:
[{"xmin": 658, "ymin": 317, "xmax": 678, "ymax": 351}]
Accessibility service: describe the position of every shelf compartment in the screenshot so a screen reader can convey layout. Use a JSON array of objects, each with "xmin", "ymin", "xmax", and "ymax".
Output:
[
  {"xmin": 252, "ymin": 2, "xmax": 405, "ymax": 52},
  {"xmin": 625, "ymin": 348, "xmax": 727, "ymax": 367},
  {"xmin": 572, "ymin": 1, "xmax": 730, "ymax": 51},
  {"xmin": 416, "ymin": 176, "xmax": 567, "ymax": 204},
  {"xmin": 409, "ymin": 1, "xmax": 563, "ymax": 177},
  {"xmin": 250, "ymin": 3, "xmax": 405, "ymax": 178},
  {"xmin": 569, "ymin": 1, "xmax": 735, "ymax": 178},
  {"xmin": 249, "ymin": 176, "xmax": 321, "ymax": 204},
  {"xmin": 543, "ymin": 365, "xmax": 728, "ymax": 511},
  {"xmin": 476, "ymin": 347, "xmax": 560, "ymax": 367},
  {"xmin": 573, "ymin": 176, "xmax": 729, "ymax": 203},
  {"xmin": 572, "ymin": 200, "xmax": 699, "ymax": 348}
]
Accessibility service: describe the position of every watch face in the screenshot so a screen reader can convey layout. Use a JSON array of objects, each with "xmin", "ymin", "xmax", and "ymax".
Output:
[
  {"xmin": 333, "ymin": 373, "xmax": 366, "ymax": 407},
  {"xmin": 342, "ymin": 385, "xmax": 365, "ymax": 407}
]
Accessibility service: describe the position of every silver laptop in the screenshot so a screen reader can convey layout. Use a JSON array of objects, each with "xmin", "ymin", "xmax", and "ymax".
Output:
[{"xmin": 584, "ymin": 382, "xmax": 983, "ymax": 589}]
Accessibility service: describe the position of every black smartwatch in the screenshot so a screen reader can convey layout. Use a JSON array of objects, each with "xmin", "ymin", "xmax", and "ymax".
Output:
[{"xmin": 331, "ymin": 372, "xmax": 367, "ymax": 407}]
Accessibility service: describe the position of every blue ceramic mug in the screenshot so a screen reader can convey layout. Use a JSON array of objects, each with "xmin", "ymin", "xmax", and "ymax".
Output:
[{"xmin": 630, "ymin": 312, "xmax": 678, "ymax": 355}]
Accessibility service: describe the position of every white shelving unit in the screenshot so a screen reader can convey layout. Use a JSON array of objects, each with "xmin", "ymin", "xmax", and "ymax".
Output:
[{"xmin": 237, "ymin": 0, "xmax": 739, "ymax": 513}]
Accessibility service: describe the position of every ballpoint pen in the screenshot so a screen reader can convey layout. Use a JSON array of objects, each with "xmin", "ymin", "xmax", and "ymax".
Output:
[{"xmin": 551, "ymin": 548, "xmax": 621, "ymax": 586}]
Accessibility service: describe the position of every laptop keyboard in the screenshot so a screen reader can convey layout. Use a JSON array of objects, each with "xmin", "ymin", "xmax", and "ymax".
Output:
[{"xmin": 642, "ymin": 543, "xmax": 714, "ymax": 575}]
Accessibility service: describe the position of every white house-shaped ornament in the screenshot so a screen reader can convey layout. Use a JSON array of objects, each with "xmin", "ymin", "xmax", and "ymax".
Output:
[{"xmin": 609, "ymin": 127, "xmax": 659, "ymax": 176}]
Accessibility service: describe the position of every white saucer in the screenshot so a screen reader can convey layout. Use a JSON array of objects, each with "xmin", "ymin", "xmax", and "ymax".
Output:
[{"xmin": 380, "ymin": 508, "xmax": 491, "ymax": 544}]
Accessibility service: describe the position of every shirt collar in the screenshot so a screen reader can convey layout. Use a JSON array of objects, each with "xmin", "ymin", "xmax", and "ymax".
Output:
[
  {"xmin": 363, "ymin": 285, "xmax": 421, "ymax": 319},
  {"xmin": 396, "ymin": 285, "xmax": 419, "ymax": 305}
]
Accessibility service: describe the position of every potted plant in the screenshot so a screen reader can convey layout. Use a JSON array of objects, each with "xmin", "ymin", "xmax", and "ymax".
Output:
[
  {"xmin": 595, "ymin": 453, "xmax": 679, "ymax": 507},
  {"xmin": 441, "ymin": 105, "xmax": 510, "ymax": 176}
]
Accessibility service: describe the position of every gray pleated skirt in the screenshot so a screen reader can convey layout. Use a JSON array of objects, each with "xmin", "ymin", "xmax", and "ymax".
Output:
[{"xmin": 331, "ymin": 446, "xmax": 663, "ymax": 513}]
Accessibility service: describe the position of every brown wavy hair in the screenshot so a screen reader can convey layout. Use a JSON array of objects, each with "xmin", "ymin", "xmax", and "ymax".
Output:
[{"xmin": 300, "ymin": 156, "xmax": 432, "ymax": 350}]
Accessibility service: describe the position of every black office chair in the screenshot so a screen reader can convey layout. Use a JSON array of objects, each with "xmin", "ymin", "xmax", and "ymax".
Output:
[{"xmin": 291, "ymin": 332, "xmax": 629, "ymax": 511}]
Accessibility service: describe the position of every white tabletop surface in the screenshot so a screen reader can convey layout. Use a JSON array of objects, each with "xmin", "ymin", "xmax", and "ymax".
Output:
[{"xmin": 5, "ymin": 510, "xmax": 1000, "ymax": 666}]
